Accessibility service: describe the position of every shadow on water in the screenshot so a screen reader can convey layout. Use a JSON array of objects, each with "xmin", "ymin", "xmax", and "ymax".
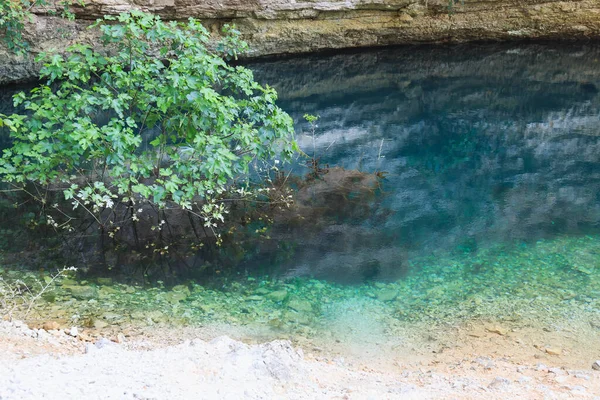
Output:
[{"xmin": 2, "ymin": 43, "xmax": 600, "ymax": 285}]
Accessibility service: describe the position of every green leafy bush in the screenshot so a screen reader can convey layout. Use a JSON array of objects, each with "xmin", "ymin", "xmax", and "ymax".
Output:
[{"xmin": 0, "ymin": 11, "xmax": 296, "ymax": 251}]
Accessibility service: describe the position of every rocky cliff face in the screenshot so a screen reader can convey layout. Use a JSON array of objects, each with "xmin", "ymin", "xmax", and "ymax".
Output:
[{"xmin": 1, "ymin": 0, "xmax": 600, "ymax": 84}]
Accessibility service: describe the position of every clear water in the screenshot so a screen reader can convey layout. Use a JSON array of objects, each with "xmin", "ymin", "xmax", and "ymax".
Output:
[
  {"xmin": 2, "ymin": 44, "xmax": 600, "ymax": 358},
  {"xmin": 243, "ymin": 43, "xmax": 600, "ymax": 283}
]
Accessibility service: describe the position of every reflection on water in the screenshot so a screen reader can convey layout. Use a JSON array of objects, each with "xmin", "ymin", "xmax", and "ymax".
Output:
[{"xmin": 246, "ymin": 43, "xmax": 600, "ymax": 283}]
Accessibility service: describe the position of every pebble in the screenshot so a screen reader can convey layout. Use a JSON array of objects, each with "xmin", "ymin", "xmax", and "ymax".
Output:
[
  {"xmin": 68, "ymin": 327, "xmax": 79, "ymax": 337},
  {"xmin": 592, "ymin": 360, "xmax": 600, "ymax": 371}
]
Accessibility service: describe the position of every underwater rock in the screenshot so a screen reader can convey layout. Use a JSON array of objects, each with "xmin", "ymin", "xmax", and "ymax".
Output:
[
  {"xmin": 64, "ymin": 285, "xmax": 98, "ymax": 300},
  {"xmin": 99, "ymin": 286, "xmax": 119, "ymax": 297},
  {"xmin": 172, "ymin": 285, "xmax": 191, "ymax": 297},
  {"xmin": 164, "ymin": 291, "xmax": 189, "ymax": 304},
  {"xmin": 267, "ymin": 290, "xmax": 289, "ymax": 302},
  {"xmin": 93, "ymin": 320, "xmax": 109, "ymax": 329},
  {"xmin": 376, "ymin": 289, "xmax": 399, "ymax": 302},
  {"xmin": 123, "ymin": 286, "xmax": 136, "ymax": 294},
  {"xmin": 96, "ymin": 277, "xmax": 113, "ymax": 285},
  {"xmin": 287, "ymin": 299, "xmax": 313, "ymax": 313}
]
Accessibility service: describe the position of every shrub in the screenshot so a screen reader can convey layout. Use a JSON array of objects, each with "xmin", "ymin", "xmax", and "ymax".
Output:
[{"xmin": 0, "ymin": 10, "xmax": 297, "ymax": 254}]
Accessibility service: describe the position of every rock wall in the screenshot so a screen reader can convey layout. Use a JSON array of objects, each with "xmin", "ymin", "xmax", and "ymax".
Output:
[{"xmin": 1, "ymin": 0, "xmax": 600, "ymax": 84}]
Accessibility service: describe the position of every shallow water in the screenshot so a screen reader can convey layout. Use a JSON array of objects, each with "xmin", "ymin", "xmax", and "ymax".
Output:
[{"xmin": 2, "ymin": 44, "xmax": 600, "ymax": 363}]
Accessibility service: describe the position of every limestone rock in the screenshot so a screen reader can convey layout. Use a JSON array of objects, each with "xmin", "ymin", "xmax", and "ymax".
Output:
[{"xmin": 2, "ymin": 0, "xmax": 600, "ymax": 84}]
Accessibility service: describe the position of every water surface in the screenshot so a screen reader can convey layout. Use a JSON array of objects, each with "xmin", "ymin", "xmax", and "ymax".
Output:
[{"xmin": 2, "ymin": 44, "xmax": 600, "ymax": 363}]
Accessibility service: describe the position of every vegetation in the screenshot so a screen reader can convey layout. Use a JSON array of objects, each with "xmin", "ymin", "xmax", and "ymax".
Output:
[
  {"xmin": 0, "ymin": 0, "xmax": 83, "ymax": 54},
  {"xmin": 0, "ymin": 11, "xmax": 297, "ymax": 263},
  {"xmin": 0, "ymin": 266, "xmax": 74, "ymax": 321}
]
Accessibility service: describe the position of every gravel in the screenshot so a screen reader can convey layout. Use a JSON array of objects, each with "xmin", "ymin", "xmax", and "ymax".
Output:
[{"xmin": 1, "ymin": 320, "xmax": 600, "ymax": 399}]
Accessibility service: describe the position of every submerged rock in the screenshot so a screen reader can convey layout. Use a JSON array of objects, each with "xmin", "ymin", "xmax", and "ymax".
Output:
[
  {"xmin": 376, "ymin": 289, "xmax": 399, "ymax": 302},
  {"xmin": 96, "ymin": 277, "xmax": 113, "ymax": 285},
  {"xmin": 64, "ymin": 285, "xmax": 98, "ymax": 300},
  {"xmin": 287, "ymin": 299, "xmax": 313, "ymax": 313},
  {"xmin": 267, "ymin": 290, "xmax": 289, "ymax": 303}
]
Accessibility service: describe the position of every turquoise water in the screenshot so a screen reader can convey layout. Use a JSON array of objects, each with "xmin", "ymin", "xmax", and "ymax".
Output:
[
  {"xmin": 2, "ymin": 44, "xmax": 600, "ymax": 351},
  {"xmin": 241, "ymin": 43, "xmax": 600, "ymax": 283}
]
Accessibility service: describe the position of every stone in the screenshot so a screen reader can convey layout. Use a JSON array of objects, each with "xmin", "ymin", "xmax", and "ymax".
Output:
[
  {"xmin": 486, "ymin": 326, "xmax": 508, "ymax": 336},
  {"xmin": 96, "ymin": 277, "xmax": 113, "ymax": 285},
  {"xmin": 93, "ymin": 320, "xmax": 109, "ymax": 329},
  {"xmin": 147, "ymin": 310, "xmax": 166, "ymax": 323},
  {"xmin": 42, "ymin": 321, "xmax": 60, "ymax": 331},
  {"xmin": 164, "ymin": 291, "xmax": 188, "ymax": 304},
  {"xmin": 267, "ymin": 290, "xmax": 289, "ymax": 302},
  {"xmin": 123, "ymin": 286, "xmax": 136, "ymax": 294},
  {"xmin": 64, "ymin": 285, "xmax": 98, "ymax": 300},
  {"xmin": 376, "ymin": 289, "xmax": 399, "ymax": 302},
  {"xmin": 245, "ymin": 295, "xmax": 264, "ymax": 301},
  {"xmin": 172, "ymin": 284, "xmax": 191, "ymax": 297},
  {"xmin": 592, "ymin": 360, "xmax": 600, "ymax": 371},
  {"xmin": 545, "ymin": 347, "xmax": 562, "ymax": 356},
  {"xmin": 488, "ymin": 377, "xmax": 511, "ymax": 390},
  {"xmin": 398, "ymin": 13, "xmax": 413, "ymax": 23},
  {"xmin": 68, "ymin": 326, "xmax": 79, "ymax": 337},
  {"xmin": 94, "ymin": 337, "xmax": 115, "ymax": 349},
  {"xmin": 287, "ymin": 299, "xmax": 313, "ymax": 313},
  {"xmin": 116, "ymin": 333, "xmax": 126, "ymax": 343},
  {"xmin": 99, "ymin": 286, "xmax": 119, "ymax": 296},
  {"xmin": 548, "ymin": 367, "xmax": 564, "ymax": 375},
  {"xmin": 2, "ymin": 0, "xmax": 600, "ymax": 85},
  {"xmin": 101, "ymin": 312, "xmax": 123, "ymax": 322}
]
